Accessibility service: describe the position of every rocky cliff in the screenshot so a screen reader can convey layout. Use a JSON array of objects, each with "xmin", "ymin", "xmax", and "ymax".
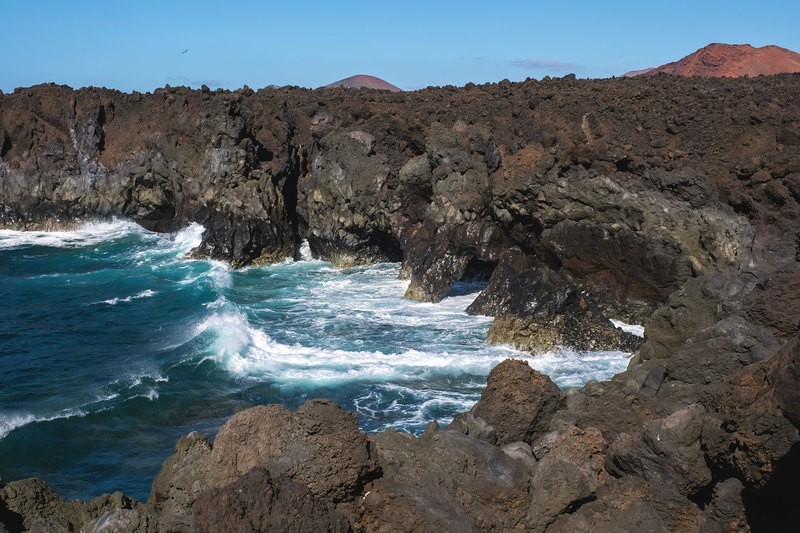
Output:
[{"xmin": 2, "ymin": 74, "xmax": 800, "ymax": 531}]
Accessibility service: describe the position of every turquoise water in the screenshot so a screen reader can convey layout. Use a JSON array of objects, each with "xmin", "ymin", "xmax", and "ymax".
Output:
[{"xmin": 0, "ymin": 221, "xmax": 632, "ymax": 501}]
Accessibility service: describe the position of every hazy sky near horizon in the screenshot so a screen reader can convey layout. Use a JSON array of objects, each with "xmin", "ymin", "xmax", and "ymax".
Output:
[{"xmin": 2, "ymin": 0, "xmax": 798, "ymax": 93}]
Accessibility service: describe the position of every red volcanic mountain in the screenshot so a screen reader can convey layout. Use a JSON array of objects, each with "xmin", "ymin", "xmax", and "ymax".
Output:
[
  {"xmin": 625, "ymin": 43, "xmax": 800, "ymax": 78},
  {"xmin": 323, "ymin": 74, "xmax": 402, "ymax": 92}
]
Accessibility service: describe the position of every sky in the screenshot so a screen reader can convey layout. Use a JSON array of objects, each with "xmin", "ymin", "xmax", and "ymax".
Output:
[{"xmin": 2, "ymin": 1, "xmax": 799, "ymax": 93}]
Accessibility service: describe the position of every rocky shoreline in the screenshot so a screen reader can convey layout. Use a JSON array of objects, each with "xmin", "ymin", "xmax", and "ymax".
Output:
[{"xmin": 1, "ymin": 74, "xmax": 799, "ymax": 531}]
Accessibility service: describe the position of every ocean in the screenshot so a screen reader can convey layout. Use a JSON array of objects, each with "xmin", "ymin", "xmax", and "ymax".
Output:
[{"xmin": 0, "ymin": 221, "xmax": 634, "ymax": 501}]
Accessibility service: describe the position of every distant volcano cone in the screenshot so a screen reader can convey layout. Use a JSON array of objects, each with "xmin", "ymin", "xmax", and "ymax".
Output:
[
  {"xmin": 624, "ymin": 43, "xmax": 800, "ymax": 78},
  {"xmin": 323, "ymin": 74, "xmax": 402, "ymax": 91}
]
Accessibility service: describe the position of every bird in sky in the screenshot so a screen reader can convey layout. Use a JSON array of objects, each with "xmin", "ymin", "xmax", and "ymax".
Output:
[{"xmin": 182, "ymin": 49, "xmax": 188, "ymax": 55}]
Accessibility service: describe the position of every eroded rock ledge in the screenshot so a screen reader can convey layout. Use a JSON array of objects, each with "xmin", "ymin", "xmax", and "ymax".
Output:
[{"xmin": 2, "ymin": 75, "xmax": 800, "ymax": 530}]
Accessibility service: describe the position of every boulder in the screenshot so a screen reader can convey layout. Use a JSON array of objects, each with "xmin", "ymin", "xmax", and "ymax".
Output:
[
  {"xmin": 0, "ymin": 480, "xmax": 156, "ymax": 533},
  {"xmin": 80, "ymin": 492, "xmax": 158, "ymax": 533},
  {"xmin": 702, "ymin": 337, "xmax": 800, "ymax": 489},
  {"xmin": 148, "ymin": 400, "xmax": 378, "ymax": 530},
  {"xmin": 207, "ymin": 400, "xmax": 378, "ymax": 503},
  {"xmin": 702, "ymin": 478, "xmax": 748, "ymax": 533},
  {"xmin": 527, "ymin": 426, "xmax": 608, "ymax": 531},
  {"xmin": 606, "ymin": 404, "xmax": 711, "ymax": 499},
  {"xmin": 469, "ymin": 359, "xmax": 564, "ymax": 445},
  {"xmin": 362, "ymin": 424, "xmax": 531, "ymax": 532},
  {"xmin": 546, "ymin": 478, "xmax": 705, "ymax": 533}
]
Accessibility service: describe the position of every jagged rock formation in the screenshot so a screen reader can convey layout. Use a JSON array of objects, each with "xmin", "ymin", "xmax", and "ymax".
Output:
[
  {"xmin": 625, "ymin": 43, "xmax": 800, "ymax": 78},
  {"xmin": 2, "ymin": 74, "xmax": 800, "ymax": 530}
]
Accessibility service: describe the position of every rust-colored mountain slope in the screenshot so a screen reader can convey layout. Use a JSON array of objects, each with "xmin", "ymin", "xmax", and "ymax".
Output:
[
  {"xmin": 625, "ymin": 43, "xmax": 800, "ymax": 78},
  {"xmin": 323, "ymin": 74, "xmax": 402, "ymax": 91}
]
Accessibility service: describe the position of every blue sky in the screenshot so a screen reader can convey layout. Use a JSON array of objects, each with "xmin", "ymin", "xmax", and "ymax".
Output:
[{"xmin": 2, "ymin": 1, "xmax": 798, "ymax": 92}]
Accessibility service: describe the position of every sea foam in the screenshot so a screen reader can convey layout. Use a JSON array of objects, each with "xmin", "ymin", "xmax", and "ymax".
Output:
[
  {"xmin": 0, "ymin": 219, "xmax": 145, "ymax": 250},
  {"xmin": 0, "ymin": 408, "xmax": 88, "ymax": 440},
  {"xmin": 610, "ymin": 319, "xmax": 646, "ymax": 338},
  {"xmin": 99, "ymin": 290, "xmax": 158, "ymax": 305}
]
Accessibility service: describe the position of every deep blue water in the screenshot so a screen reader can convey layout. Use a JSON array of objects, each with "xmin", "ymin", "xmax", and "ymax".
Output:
[{"xmin": 0, "ymin": 221, "xmax": 633, "ymax": 501}]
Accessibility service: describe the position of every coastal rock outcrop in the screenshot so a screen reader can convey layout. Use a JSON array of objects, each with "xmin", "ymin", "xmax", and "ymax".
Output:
[
  {"xmin": 207, "ymin": 400, "xmax": 377, "ymax": 501},
  {"xmin": 361, "ymin": 424, "xmax": 532, "ymax": 531},
  {"xmin": 146, "ymin": 399, "xmax": 377, "ymax": 531},
  {"xmin": 456, "ymin": 358, "xmax": 564, "ymax": 445},
  {"xmin": 0, "ymin": 480, "xmax": 157, "ymax": 533},
  {"xmin": 4, "ymin": 74, "xmax": 800, "ymax": 353}
]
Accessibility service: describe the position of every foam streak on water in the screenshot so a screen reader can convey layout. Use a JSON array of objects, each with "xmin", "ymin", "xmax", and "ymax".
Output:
[{"xmin": 0, "ymin": 219, "xmax": 632, "ymax": 500}]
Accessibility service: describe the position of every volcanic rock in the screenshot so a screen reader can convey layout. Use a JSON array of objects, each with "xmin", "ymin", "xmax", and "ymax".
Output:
[
  {"xmin": 362, "ymin": 424, "xmax": 531, "ymax": 531},
  {"xmin": 192, "ymin": 468, "xmax": 349, "ymax": 533},
  {"xmin": 148, "ymin": 431, "xmax": 212, "ymax": 531},
  {"xmin": 147, "ymin": 399, "xmax": 377, "ymax": 531},
  {"xmin": 460, "ymin": 359, "xmax": 564, "ymax": 445},
  {"xmin": 4, "ymin": 74, "xmax": 800, "ymax": 354},
  {"xmin": 207, "ymin": 400, "xmax": 378, "ymax": 501},
  {"xmin": 0, "ymin": 480, "xmax": 157, "ymax": 533}
]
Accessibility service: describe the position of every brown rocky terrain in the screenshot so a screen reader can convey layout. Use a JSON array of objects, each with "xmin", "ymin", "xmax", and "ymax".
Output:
[
  {"xmin": 324, "ymin": 74, "xmax": 402, "ymax": 92},
  {"xmin": 1, "ymin": 73, "xmax": 800, "ymax": 530},
  {"xmin": 625, "ymin": 43, "xmax": 800, "ymax": 78}
]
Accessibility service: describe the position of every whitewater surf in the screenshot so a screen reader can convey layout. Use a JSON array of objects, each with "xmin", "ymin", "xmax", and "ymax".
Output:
[{"xmin": 0, "ymin": 220, "xmax": 633, "ymax": 500}]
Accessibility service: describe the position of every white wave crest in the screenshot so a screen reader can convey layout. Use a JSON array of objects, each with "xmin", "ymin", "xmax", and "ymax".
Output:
[
  {"xmin": 109, "ymin": 370, "xmax": 168, "ymax": 390},
  {"xmin": 170, "ymin": 223, "xmax": 205, "ymax": 254},
  {"xmin": 99, "ymin": 289, "xmax": 158, "ymax": 305},
  {"xmin": 192, "ymin": 309, "xmax": 631, "ymax": 388},
  {"xmin": 296, "ymin": 240, "xmax": 317, "ymax": 262},
  {"xmin": 0, "ymin": 219, "xmax": 145, "ymax": 250},
  {"xmin": 176, "ymin": 259, "xmax": 231, "ymax": 289},
  {"xmin": 526, "ymin": 348, "xmax": 633, "ymax": 389},
  {"xmin": 0, "ymin": 407, "xmax": 87, "ymax": 440}
]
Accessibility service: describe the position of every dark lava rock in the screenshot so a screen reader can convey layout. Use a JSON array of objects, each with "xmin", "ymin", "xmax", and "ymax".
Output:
[
  {"xmin": 702, "ymin": 337, "xmax": 800, "ymax": 489},
  {"xmin": 362, "ymin": 424, "xmax": 531, "ymax": 531},
  {"xmin": 80, "ymin": 492, "xmax": 158, "ymax": 533},
  {"xmin": 148, "ymin": 431, "xmax": 212, "ymax": 532},
  {"xmin": 467, "ymin": 359, "xmax": 564, "ymax": 445},
  {"xmin": 192, "ymin": 468, "xmax": 349, "ymax": 533},
  {"xmin": 701, "ymin": 337, "xmax": 800, "ymax": 531},
  {"xmin": 606, "ymin": 403, "xmax": 712, "ymax": 499},
  {"xmin": 4, "ymin": 75, "xmax": 800, "ymax": 356},
  {"xmin": 0, "ymin": 478, "xmax": 82, "ymax": 532},
  {"xmin": 207, "ymin": 400, "xmax": 378, "ymax": 502},
  {"xmin": 148, "ymin": 400, "xmax": 377, "ymax": 532},
  {"xmin": 0, "ymin": 479, "xmax": 156, "ymax": 533},
  {"xmin": 468, "ymin": 248, "xmax": 643, "ymax": 352}
]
